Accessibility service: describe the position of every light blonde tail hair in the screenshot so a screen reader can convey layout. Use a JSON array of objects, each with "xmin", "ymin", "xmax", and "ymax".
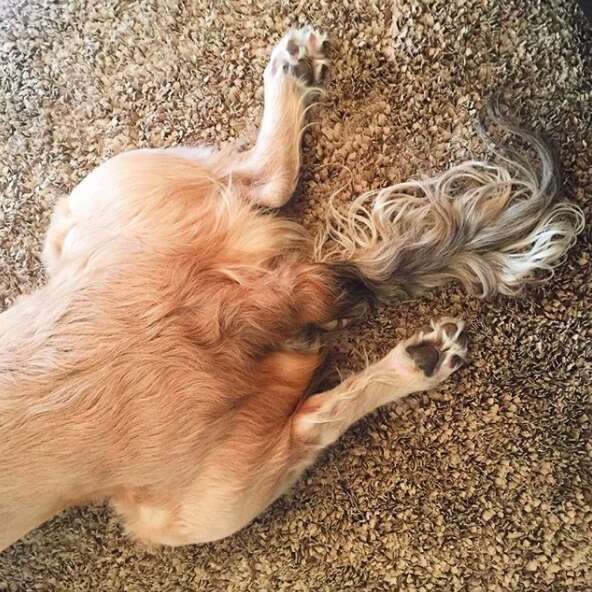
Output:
[{"xmin": 314, "ymin": 98, "xmax": 585, "ymax": 299}]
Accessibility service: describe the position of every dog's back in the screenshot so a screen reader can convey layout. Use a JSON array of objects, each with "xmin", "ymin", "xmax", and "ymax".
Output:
[{"xmin": 0, "ymin": 144, "xmax": 338, "ymax": 549}]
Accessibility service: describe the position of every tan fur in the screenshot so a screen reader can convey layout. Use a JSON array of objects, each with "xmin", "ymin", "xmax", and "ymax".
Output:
[{"xmin": 0, "ymin": 28, "xmax": 583, "ymax": 551}]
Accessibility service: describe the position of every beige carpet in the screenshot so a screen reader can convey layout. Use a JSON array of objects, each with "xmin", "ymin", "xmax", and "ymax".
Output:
[{"xmin": 1, "ymin": 1, "xmax": 591, "ymax": 590}]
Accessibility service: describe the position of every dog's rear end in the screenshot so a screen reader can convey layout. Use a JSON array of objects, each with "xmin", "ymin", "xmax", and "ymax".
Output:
[
  {"xmin": 0, "ymin": 28, "xmax": 584, "ymax": 551},
  {"xmin": 0, "ymin": 151, "xmax": 342, "ymax": 548}
]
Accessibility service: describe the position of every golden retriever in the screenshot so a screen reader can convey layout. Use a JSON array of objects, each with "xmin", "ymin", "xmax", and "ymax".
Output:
[{"xmin": 0, "ymin": 27, "xmax": 584, "ymax": 550}]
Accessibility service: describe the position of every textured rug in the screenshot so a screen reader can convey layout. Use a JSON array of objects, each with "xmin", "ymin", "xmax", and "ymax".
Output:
[{"xmin": 1, "ymin": 1, "xmax": 591, "ymax": 591}]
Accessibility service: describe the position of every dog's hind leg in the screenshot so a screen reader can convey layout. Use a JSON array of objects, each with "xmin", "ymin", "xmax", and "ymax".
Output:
[
  {"xmin": 232, "ymin": 27, "xmax": 329, "ymax": 208},
  {"xmin": 179, "ymin": 317, "xmax": 467, "ymax": 546},
  {"xmin": 292, "ymin": 318, "xmax": 468, "ymax": 450}
]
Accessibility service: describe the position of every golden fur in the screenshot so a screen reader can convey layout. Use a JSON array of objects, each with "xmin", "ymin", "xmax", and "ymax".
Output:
[{"xmin": 0, "ymin": 28, "xmax": 583, "ymax": 551}]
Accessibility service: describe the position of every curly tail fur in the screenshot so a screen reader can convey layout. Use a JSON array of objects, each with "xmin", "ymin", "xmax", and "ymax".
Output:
[{"xmin": 315, "ymin": 99, "xmax": 585, "ymax": 299}]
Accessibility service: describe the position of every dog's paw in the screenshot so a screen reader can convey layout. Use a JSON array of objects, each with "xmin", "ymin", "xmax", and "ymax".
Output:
[
  {"xmin": 266, "ymin": 26, "xmax": 329, "ymax": 86},
  {"xmin": 384, "ymin": 317, "xmax": 468, "ymax": 389},
  {"xmin": 405, "ymin": 317, "xmax": 468, "ymax": 382}
]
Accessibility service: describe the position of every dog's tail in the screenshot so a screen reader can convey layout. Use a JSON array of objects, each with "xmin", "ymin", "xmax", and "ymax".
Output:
[{"xmin": 315, "ymin": 99, "xmax": 585, "ymax": 300}]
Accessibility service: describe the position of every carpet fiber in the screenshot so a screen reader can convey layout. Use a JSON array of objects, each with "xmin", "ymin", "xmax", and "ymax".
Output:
[{"xmin": 1, "ymin": 1, "xmax": 591, "ymax": 590}]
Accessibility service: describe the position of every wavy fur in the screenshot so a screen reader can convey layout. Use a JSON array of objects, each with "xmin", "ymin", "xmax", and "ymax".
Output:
[{"xmin": 314, "ymin": 98, "xmax": 585, "ymax": 298}]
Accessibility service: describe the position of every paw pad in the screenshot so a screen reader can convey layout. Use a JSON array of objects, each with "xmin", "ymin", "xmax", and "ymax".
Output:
[
  {"xmin": 405, "ymin": 317, "xmax": 468, "ymax": 381},
  {"xmin": 268, "ymin": 26, "xmax": 329, "ymax": 86}
]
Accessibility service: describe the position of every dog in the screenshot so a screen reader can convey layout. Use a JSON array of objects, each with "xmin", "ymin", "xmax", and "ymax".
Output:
[{"xmin": 0, "ymin": 27, "xmax": 584, "ymax": 550}]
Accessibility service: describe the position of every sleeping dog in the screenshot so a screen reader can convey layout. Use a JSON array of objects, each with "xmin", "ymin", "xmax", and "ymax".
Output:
[{"xmin": 0, "ymin": 27, "xmax": 584, "ymax": 550}]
